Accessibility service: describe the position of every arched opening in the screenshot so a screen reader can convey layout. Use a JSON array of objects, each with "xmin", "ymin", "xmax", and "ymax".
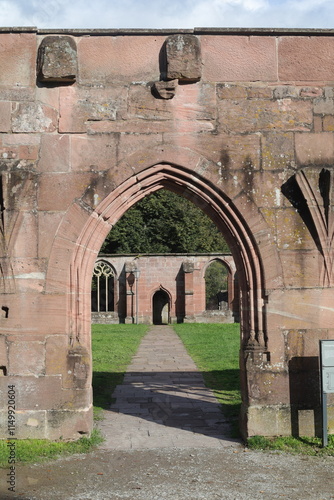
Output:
[
  {"xmin": 47, "ymin": 155, "xmax": 280, "ymax": 438},
  {"xmin": 152, "ymin": 289, "xmax": 170, "ymax": 324},
  {"xmin": 66, "ymin": 162, "xmax": 267, "ymax": 349},
  {"xmin": 205, "ymin": 260, "xmax": 229, "ymax": 311}
]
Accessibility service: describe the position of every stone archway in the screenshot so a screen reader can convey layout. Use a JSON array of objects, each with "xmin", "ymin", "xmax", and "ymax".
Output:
[
  {"xmin": 48, "ymin": 157, "xmax": 279, "ymax": 439},
  {"xmin": 69, "ymin": 161, "xmax": 269, "ymax": 349},
  {"xmin": 152, "ymin": 288, "xmax": 170, "ymax": 325}
]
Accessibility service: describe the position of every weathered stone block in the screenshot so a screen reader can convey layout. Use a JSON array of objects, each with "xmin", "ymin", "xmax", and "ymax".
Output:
[
  {"xmin": 46, "ymin": 406, "xmax": 93, "ymax": 440},
  {"xmin": 261, "ymin": 132, "xmax": 295, "ymax": 170},
  {"xmin": 36, "ymin": 85, "xmax": 60, "ymax": 109},
  {"xmin": 8, "ymin": 341, "xmax": 45, "ymax": 376},
  {"xmin": 2, "ymin": 169, "xmax": 37, "ymax": 212},
  {"xmin": 45, "ymin": 335, "xmax": 68, "ymax": 376},
  {"xmin": 0, "ymin": 335, "xmax": 7, "ymax": 368},
  {"xmin": 171, "ymin": 82, "xmax": 217, "ymax": 122},
  {"xmin": 10, "ymin": 410, "xmax": 47, "ymax": 439},
  {"xmin": 201, "ymin": 35, "xmax": 277, "ymax": 82},
  {"xmin": 313, "ymin": 97, "xmax": 334, "ymax": 115},
  {"xmin": 275, "ymin": 208, "xmax": 315, "ymax": 251},
  {"xmin": 285, "ymin": 329, "xmax": 329, "ymax": 359},
  {"xmin": 247, "ymin": 86, "xmax": 273, "ymax": 99},
  {"xmin": 0, "ymin": 87, "xmax": 35, "ymax": 102},
  {"xmin": 12, "ymin": 103, "xmax": 57, "ymax": 133},
  {"xmin": 323, "ymin": 115, "xmax": 334, "ymax": 131},
  {"xmin": 63, "ymin": 345, "xmax": 91, "ymax": 390},
  {"xmin": 38, "ymin": 134, "xmax": 70, "ymax": 172},
  {"xmin": 78, "ymin": 36, "xmax": 163, "ymax": 84},
  {"xmin": 37, "ymin": 36, "xmax": 77, "ymax": 82},
  {"xmin": 182, "ymin": 261, "xmax": 194, "ymax": 273},
  {"xmin": 0, "ymin": 102, "xmax": 11, "ymax": 132},
  {"xmin": 218, "ymin": 99, "xmax": 313, "ymax": 133},
  {"xmin": 11, "ymin": 212, "xmax": 38, "ymax": 259},
  {"xmin": 0, "ymin": 33, "xmax": 36, "ymax": 87},
  {"xmin": 163, "ymin": 131, "xmax": 260, "ymax": 171},
  {"xmin": 300, "ymin": 87, "xmax": 324, "ymax": 98},
  {"xmin": 313, "ymin": 115, "xmax": 323, "ymax": 132},
  {"xmin": 70, "ymin": 134, "xmax": 118, "ymax": 172},
  {"xmin": 86, "ymin": 119, "xmax": 171, "ymax": 135},
  {"xmin": 118, "ymin": 133, "xmax": 163, "ymax": 162},
  {"xmin": 38, "ymin": 211, "xmax": 64, "ymax": 258},
  {"xmin": 128, "ymin": 83, "xmax": 172, "ymax": 121},
  {"xmin": 216, "ymin": 84, "xmax": 247, "ymax": 99},
  {"xmin": 1, "ymin": 294, "xmax": 69, "ymax": 336},
  {"xmin": 295, "ymin": 132, "xmax": 334, "ymax": 165},
  {"xmin": 38, "ymin": 172, "xmax": 91, "ymax": 211},
  {"xmin": 59, "ymin": 86, "xmax": 128, "ymax": 133},
  {"xmin": 166, "ymin": 34, "xmax": 201, "ymax": 82},
  {"xmin": 273, "ymin": 86, "xmax": 300, "ymax": 99},
  {"xmin": 278, "ymin": 36, "xmax": 334, "ymax": 81},
  {"xmin": 153, "ymin": 79, "xmax": 178, "ymax": 99}
]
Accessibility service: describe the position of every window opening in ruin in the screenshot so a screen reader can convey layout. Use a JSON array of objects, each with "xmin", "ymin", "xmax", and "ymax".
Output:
[
  {"xmin": 205, "ymin": 260, "xmax": 228, "ymax": 311},
  {"xmin": 91, "ymin": 260, "xmax": 115, "ymax": 312}
]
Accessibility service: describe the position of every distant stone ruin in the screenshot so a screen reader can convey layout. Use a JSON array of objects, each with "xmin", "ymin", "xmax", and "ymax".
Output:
[{"xmin": 91, "ymin": 253, "xmax": 237, "ymax": 325}]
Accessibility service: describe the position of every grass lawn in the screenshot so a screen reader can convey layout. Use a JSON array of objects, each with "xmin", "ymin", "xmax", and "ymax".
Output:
[
  {"xmin": 0, "ymin": 324, "xmax": 148, "ymax": 467},
  {"xmin": 173, "ymin": 323, "xmax": 241, "ymax": 430}
]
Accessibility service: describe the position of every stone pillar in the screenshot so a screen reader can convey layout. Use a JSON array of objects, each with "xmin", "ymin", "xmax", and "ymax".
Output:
[
  {"xmin": 124, "ymin": 262, "xmax": 136, "ymax": 324},
  {"xmin": 183, "ymin": 260, "xmax": 195, "ymax": 322},
  {"xmin": 227, "ymin": 269, "xmax": 234, "ymax": 312}
]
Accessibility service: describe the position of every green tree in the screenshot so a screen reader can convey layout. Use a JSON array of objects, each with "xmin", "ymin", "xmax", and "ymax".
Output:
[
  {"xmin": 205, "ymin": 260, "xmax": 228, "ymax": 309},
  {"xmin": 100, "ymin": 189, "xmax": 229, "ymax": 254}
]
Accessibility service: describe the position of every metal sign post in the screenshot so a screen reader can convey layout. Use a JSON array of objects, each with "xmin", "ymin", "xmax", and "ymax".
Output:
[{"xmin": 319, "ymin": 340, "xmax": 334, "ymax": 447}]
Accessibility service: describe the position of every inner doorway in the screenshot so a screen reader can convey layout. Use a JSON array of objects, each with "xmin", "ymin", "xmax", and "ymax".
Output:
[{"xmin": 153, "ymin": 289, "xmax": 170, "ymax": 324}]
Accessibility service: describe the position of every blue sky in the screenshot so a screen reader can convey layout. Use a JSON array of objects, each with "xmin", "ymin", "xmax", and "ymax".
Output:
[{"xmin": 0, "ymin": 0, "xmax": 334, "ymax": 29}]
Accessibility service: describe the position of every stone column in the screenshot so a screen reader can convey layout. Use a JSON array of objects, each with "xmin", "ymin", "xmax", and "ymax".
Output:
[
  {"xmin": 124, "ymin": 262, "xmax": 136, "ymax": 324},
  {"xmin": 183, "ymin": 261, "xmax": 195, "ymax": 322}
]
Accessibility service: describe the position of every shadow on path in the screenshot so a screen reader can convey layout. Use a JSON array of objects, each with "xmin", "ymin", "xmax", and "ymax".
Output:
[{"xmin": 97, "ymin": 326, "xmax": 240, "ymax": 449}]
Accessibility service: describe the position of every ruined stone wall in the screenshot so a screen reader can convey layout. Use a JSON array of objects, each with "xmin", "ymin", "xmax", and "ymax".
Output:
[
  {"xmin": 91, "ymin": 253, "xmax": 236, "ymax": 324},
  {"xmin": 1, "ymin": 27, "xmax": 334, "ymax": 439}
]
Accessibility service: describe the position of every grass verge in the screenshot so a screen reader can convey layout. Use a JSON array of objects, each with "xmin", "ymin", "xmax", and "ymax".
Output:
[
  {"xmin": 247, "ymin": 434, "xmax": 334, "ymax": 456},
  {"xmin": 92, "ymin": 323, "xmax": 148, "ymax": 412},
  {"xmin": 0, "ymin": 429, "xmax": 103, "ymax": 468},
  {"xmin": 0, "ymin": 324, "xmax": 148, "ymax": 467},
  {"xmin": 173, "ymin": 323, "xmax": 241, "ymax": 434}
]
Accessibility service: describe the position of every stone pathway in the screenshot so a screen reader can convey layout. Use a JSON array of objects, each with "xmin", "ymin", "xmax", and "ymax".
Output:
[{"xmin": 98, "ymin": 325, "xmax": 238, "ymax": 449}]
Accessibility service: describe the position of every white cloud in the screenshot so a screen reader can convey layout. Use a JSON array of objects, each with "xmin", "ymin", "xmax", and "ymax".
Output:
[
  {"xmin": 0, "ymin": 1, "xmax": 27, "ymax": 26},
  {"xmin": 0, "ymin": 0, "xmax": 334, "ymax": 29}
]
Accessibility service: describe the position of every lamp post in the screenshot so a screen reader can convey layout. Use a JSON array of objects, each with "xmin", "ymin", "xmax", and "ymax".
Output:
[{"xmin": 133, "ymin": 268, "xmax": 140, "ymax": 324}]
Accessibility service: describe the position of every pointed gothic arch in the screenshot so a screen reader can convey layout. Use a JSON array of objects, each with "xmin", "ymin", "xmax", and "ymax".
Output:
[
  {"xmin": 45, "ymin": 151, "xmax": 282, "ymax": 438},
  {"xmin": 152, "ymin": 285, "xmax": 172, "ymax": 325},
  {"xmin": 65, "ymin": 162, "xmax": 270, "ymax": 346},
  {"xmin": 203, "ymin": 257, "xmax": 233, "ymax": 312}
]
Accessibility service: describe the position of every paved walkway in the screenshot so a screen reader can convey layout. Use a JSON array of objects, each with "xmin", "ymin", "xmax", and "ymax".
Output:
[{"xmin": 98, "ymin": 325, "xmax": 238, "ymax": 449}]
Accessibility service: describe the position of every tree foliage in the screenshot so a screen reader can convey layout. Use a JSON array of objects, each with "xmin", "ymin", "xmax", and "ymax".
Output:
[
  {"xmin": 205, "ymin": 260, "xmax": 228, "ymax": 309},
  {"xmin": 100, "ymin": 190, "xmax": 229, "ymax": 254}
]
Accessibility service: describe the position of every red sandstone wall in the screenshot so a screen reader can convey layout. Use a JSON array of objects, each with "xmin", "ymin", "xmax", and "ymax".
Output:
[
  {"xmin": 0, "ymin": 28, "xmax": 334, "ymax": 439},
  {"xmin": 94, "ymin": 254, "xmax": 235, "ymax": 324}
]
